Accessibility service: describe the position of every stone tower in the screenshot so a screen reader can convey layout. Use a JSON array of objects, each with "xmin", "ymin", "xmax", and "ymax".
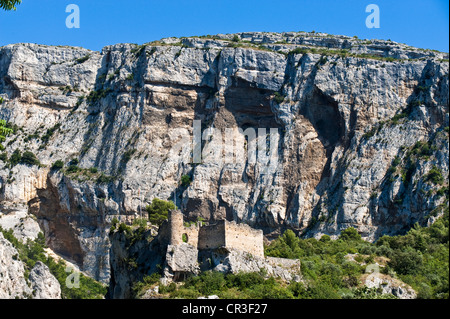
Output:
[{"xmin": 168, "ymin": 209, "xmax": 185, "ymax": 245}]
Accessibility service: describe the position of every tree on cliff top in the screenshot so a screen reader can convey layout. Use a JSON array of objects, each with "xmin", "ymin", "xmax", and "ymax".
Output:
[
  {"xmin": 146, "ymin": 198, "xmax": 176, "ymax": 226},
  {"xmin": 1, "ymin": 0, "xmax": 21, "ymax": 11}
]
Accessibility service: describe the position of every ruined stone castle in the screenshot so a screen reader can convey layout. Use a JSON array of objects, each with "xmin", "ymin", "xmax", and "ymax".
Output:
[
  {"xmin": 157, "ymin": 209, "xmax": 300, "ymax": 283},
  {"xmin": 161, "ymin": 209, "xmax": 264, "ymax": 257}
]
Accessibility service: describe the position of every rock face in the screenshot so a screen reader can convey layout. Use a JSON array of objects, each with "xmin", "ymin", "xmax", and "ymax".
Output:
[
  {"xmin": 0, "ymin": 232, "xmax": 32, "ymax": 298},
  {"xmin": 0, "ymin": 32, "xmax": 448, "ymax": 283},
  {"xmin": 362, "ymin": 272, "xmax": 416, "ymax": 299},
  {"xmin": 164, "ymin": 243, "xmax": 200, "ymax": 281},
  {"xmin": 108, "ymin": 227, "xmax": 166, "ymax": 299},
  {"xmin": 0, "ymin": 233, "xmax": 62, "ymax": 299},
  {"xmin": 205, "ymin": 248, "xmax": 301, "ymax": 283},
  {"xmin": 164, "ymin": 245, "xmax": 301, "ymax": 283},
  {"xmin": 29, "ymin": 261, "xmax": 62, "ymax": 299},
  {"xmin": 0, "ymin": 208, "xmax": 41, "ymax": 242}
]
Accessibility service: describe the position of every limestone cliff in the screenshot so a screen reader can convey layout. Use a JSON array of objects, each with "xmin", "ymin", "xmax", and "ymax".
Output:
[
  {"xmin": 0, "ymin": 232, "xmax": 61, "ymax": 299},
  {"xmin": 0, "ymin": 32, "xmax": 448, "ymax": 283}
]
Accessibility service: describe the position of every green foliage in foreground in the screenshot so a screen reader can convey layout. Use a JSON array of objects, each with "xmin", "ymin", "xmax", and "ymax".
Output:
[
  {"xmin": 0, "ymin": 0, "xmax": 21, "ymax": 11},
  {"xmin": 157, "ymin": 270, "xmax": 393, "ymax": 299},
  {"xmin": 265, "ymin": 207, "xmax": 449, "ymax": 299},
  {"xmin": 0, "ymin": 226, "xmax": 107, "ymax": 299}
]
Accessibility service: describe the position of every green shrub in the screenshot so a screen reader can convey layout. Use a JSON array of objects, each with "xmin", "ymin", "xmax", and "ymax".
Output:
[
  {"xmin": 264, "ymin": 229, "xmax": 303, "ymax": 259},
  {"xmin": 232, "ymin": 35, "xmax": 240, "ymax": 42},
  {"xmin": 0, "ymin": 152, "xmax": 7, "ymax": 162},
  {"xmin": 66, "ymin": 164, "xmax": 80, "ymax": 173},
  {"xmin": 181, "ymin": 174, "xmax": 191, "ymax": 187},
  {"xmin": 132, "ymin": 218, "xmax": 148, "ymax": 228},
  {"xmin": 424, "ymin": 166, "xmax": 444, "ymax": 185},
  {"xmin": 86, "ymin": 88, "xmax": 111, "ymax": 103},
  {"xmin": 51, "ymin": 160, "xmax": 64, "ymax": 170},
  {"xmin": 96, "ymin": 173, "xmax": 114, "ymax": 184},
  {"xmin": 146, "ymin": 198, "xmax": 176, "ymax": 226},
  {"xmin": 289, "ymin": 47, "xmax": 309, "ymax": 55},
  {"xmin": 0, "ymin": 118, "xmax": 12, "ymax": 148},
  {"xmin": 9, "ymin": 149, "xmax": 21, "ymax": 167},
  {"xmin": 392, "ymin": 156, "xmax": 401, "ymax": 167},
  {"xmin": 436, "ymin": 186, "xmax": 448, "ymax": 197},
  {"xmin": 388, "ymin": 247, "xmax": 423, "ymax": 275},
  {"xmin": 273, "ymin": 91, "xmax": 286, "ymax": 104},
  {"xmin": 339, "ymin": 227, "xmax": 362, "ymax": 241},
  {"xmin": 69, "ymin": 158, "xmax": 79, "ymax": 166},
  {"xmin": 20, "ymin": 151, "xmax": 40, "ymax": 166},
  {"xmin": 118, "ymin": 222, "xmax": 131, "ymax": 234},
  {"xmin": 75, "ymin": 54, "xmax": 90, "ymax": 64}
]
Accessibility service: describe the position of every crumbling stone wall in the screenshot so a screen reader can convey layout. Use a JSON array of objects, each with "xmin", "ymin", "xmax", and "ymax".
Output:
[
  {"xmin": 198, "ymin": 222, "xmax": 225, "ymax": 250},
  {"xmin": 167, "ymin": 210, "xmax": 264, "ymax": 257},
  {"xmin": 224, "ymin": 221, "xmax": 264, "ymax": 257}
]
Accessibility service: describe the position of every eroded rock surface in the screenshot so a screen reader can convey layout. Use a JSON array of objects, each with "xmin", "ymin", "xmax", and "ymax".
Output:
[{"xmin": 0, "ymin": 32, "xmax": 448, "ymax": 283}]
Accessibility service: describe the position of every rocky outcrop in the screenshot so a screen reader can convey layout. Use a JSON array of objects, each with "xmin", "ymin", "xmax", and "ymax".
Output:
[
  {"xmin": 0, "ymin": 32, "xmax": 448, "ymax": 284},
  {"xmin": 162, "ymin": 244, "xmax": 301, "ymax": 283},
  {"xmin": 0, "ymin": 232, "xmax": 32, "ymax": 298},
  {"xmin": 0, "ymin": 232, "xmax": 62, "ymax": 299},
  {"xmin": 29, "ymin": 261, "xmax": 61, "ymax": 299},
  {"xmin": 204, "ymin": 248, "xmax": 301, "ymax": 283},
  {"xmin": 362, "ymin": 272, "xmax": 416, "ymax": 299},
  {"xmin": 108, "ymin": 227, "xmax": 165, "ymax": 299},
  {"xmin": 164, "ymin": 243, "xmax": 200, "ymax": 281},
  {"xmin": 0, "ymin": 208, "xmax": 41, "ymax": 242}
]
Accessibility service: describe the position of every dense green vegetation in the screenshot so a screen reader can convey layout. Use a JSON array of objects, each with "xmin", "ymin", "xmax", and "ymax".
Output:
[
  {"xmin": 51, "ymin": 159, "xmax": 64, "ymax": 170},
  {"xmin": 1, "ymin": 148, "xmax": 41, "ymax": 168},
  {"xmin": 155, "ymin": 268, "xmax": 391, "ymax": 299},
  {"xmin": 20, "ymin": 151, "xmax": 41, "ymax": 166},
  {"xmin": 0, "ymin": 226, "xmax": 107, "ymax": 299},
  {"xmin": 265, "ymin": 209, "xmax": 449, "ymax": 299}
]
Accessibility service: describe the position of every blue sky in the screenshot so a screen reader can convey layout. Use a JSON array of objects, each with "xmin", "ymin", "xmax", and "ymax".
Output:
[{"xmin": 0, "ymin": 0, "xmax": 448, "ymax": 52}]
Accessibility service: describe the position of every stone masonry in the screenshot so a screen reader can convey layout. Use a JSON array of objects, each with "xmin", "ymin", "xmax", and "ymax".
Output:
[
  {"xmin": 163, "ymin": 209, "xmax": 264, "ymax": 258},
  {"xmin": 159, "ymin": 210, "xmax": 301, "ymax": 283}
]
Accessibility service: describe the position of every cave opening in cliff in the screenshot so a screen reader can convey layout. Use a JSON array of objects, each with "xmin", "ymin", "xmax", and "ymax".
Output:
[{"xmin": 302, "ymin": 86, "xmax": 344, "ymax": 151}]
